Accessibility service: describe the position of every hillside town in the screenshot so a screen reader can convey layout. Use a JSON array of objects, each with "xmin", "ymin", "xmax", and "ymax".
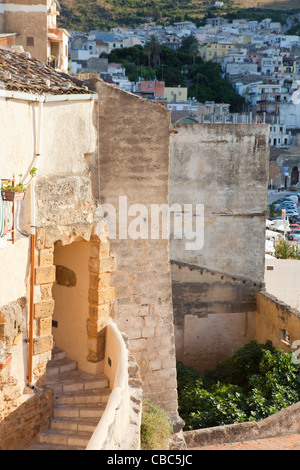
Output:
[
  {"xmin": 69, "ymin": 15, "xmax": 300, "ymax": 133},
  {"xmin": 68, "ymin": 15, "xmax": 300, "ymax": 197},
  {"xmin": 1, "ymin": 0, "xmax": 300, "ymax": 453}
]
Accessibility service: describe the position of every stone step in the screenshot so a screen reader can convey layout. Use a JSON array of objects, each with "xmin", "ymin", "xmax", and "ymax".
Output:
[
  {"xmin": 38, "ymin": 428, "xmax": 93, "ymax": 448},
  {"xmin": 27, "ymin": 443, "xmax": 85, "ymax": 451},
  {"xmin": 46, "ymin": 357, "xmax": 78, "ymax": 377},
  {"xmin": 53, "ymin": 387, "xmax": 110, "ymax": 405},
  {"xmin": 46, "ymin": 368, "xmax": 109, "ymax": 393},
  {"xmin": 51, "ymin": 346, "xmax": 66, "ymax": 362},
  {"xmin": 53, "ymin": 402, "xmax": 106, "ymax": 419},
  {"xmin": 26, "ymin": 343, "xmax": 111, "ymax": 451},
  {"xmin": 50, "ymin": 416, "xmax": 100, "ymax": 433}
]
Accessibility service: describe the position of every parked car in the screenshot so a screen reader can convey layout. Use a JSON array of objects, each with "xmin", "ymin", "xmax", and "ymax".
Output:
[
  {"xmin": 277, "ymin": 201, "xmax": 298, "ymax": 207},
  {"xmin": 289, "ymin": 230, "xmax": 300, "ymax": 241},
  {"xmin": 286, "ymin": 212, "xmax": 299, "ymax": 218},
  {"xmin": 281, "ymin": 200, "xmax": 298, "ymax": 205},
  {"xmin": 276, "ymin": 201, "xmax": 298, "ymax": 208},
  {"xmin": 285, "ymin": 196, "xmax": 298, "ymax": 203}
]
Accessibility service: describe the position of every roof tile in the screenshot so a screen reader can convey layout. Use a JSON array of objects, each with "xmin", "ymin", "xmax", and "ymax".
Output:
[{"xmin": 0, "ymin": 48, "xmax": 91, "ymax": 95}]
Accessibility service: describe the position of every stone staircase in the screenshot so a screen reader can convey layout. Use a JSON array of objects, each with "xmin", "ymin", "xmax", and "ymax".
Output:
[{"xmin": 27, "ymin": 345, "xmax": 111, "ymax": 450}]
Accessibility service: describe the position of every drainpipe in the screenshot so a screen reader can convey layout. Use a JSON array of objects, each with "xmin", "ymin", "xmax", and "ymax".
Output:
[{"xmin": 27, "ymin": 99, "xmax": 43, "ymax": 390}]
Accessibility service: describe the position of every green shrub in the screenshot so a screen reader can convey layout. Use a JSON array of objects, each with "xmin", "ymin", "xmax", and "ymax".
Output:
[
  {"xmin": 177, "ymin": 340, "xmax": 300, "ymax": 430},
  {"xmin": 275, "ymin": 239, "xmax": 300, "ymax": 260},
  {"xmin": 140, "ymin": 399, "xmax": 173, "ymax": 450}
]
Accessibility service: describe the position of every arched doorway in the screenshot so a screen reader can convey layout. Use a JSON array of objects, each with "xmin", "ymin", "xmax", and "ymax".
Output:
[
  {"xmin": 52, "ymin": 240, "xmax": 92, "ymax": 372},
  {"xmin": 50, "ymin": 236, "xmax": 115, "ymax": 375},
  {"xmin": 30, "ymin": 226, "xmax": 115, "ymax": 388},
  {"xmin": 291, "ymin": 166, "xmax": 299, "ymax": 185}
]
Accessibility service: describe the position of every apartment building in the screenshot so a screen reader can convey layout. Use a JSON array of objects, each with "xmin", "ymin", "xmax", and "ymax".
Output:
[
  {"xmin": 248, "ymin": 82, "xmax": 289, "ymax": 120},
  {"xmin": 199, "ymin": 42, "xmax": 235, "ymax": 61}
]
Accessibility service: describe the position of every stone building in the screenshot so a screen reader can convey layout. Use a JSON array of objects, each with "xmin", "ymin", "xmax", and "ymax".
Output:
[
  {"xmin": 0, "ymin": 49, "xmax": 177, "ymax": 449},
  {"xmin": 1, "ymin": 47, "xmax": 300, "ymax": 451},
  {"xmin": 269, "ymin": 146, "xmax": 300, "ymax": 189},
  {"xmin": 0, "ymin": 0, "xmax": 69, "ymax": 72},
  {"xmin": 169, "ymin": 122, "xmax": 270, "ymax": 371}
]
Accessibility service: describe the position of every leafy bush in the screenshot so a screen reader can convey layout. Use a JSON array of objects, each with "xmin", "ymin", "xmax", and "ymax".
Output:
[
  {"xmin": 140, "ymin": 399, "xmax": 173, "ymax": 450},
  {"xmin": 274, "ymin": 238, "xmax": 300, "ymax": 260},
  {"xmin": 177, "ymin": 340, "xmax": 300, "ymax": 430}
]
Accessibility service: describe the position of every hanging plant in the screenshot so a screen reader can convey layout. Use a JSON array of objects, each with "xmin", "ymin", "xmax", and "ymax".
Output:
[{"xmin": 1, "ymin": 167, "xmax": 37, "ymax": 201}]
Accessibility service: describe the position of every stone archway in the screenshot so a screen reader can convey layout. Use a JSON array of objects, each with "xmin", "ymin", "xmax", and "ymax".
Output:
[{"xmin": 32, "ymin": 224, "xmax": 115, "ymax": 387}]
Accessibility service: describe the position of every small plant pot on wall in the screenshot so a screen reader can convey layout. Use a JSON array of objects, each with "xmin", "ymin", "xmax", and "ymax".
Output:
[{"xmin": 1, "ymin": 191, "xmax": 25, "ymax": 202}]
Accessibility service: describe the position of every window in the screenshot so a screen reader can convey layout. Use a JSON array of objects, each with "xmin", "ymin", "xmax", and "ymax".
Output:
[{"xmin": 26, "ymin": 37, "xmax": 34, "ymax": 46}]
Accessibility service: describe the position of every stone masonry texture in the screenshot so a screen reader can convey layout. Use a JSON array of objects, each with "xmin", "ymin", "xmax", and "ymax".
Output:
[{"xmin": 92, "ymin": 78, "xmax": 180, "ymax": 425}]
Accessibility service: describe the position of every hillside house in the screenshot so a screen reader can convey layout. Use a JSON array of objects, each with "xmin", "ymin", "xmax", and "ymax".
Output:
[{"xmin": 0, "ymin": 0, "xmax": 69, "ymax": 72}]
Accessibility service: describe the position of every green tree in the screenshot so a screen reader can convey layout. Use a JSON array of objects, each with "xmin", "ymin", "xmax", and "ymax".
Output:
[
  {"xmin": 143, "ymin": 42, "xmax": 152, "ymax": 67},
  {"xmin": 189, "ymin": 42, "xmax": 199, "ymax": 65},
  {"xmin": 145, "ymin": 35, "xmax": 161, "ymax": 67},
  {"xmin": 177, "ymin": 340, "xmax": 300, "ymax": 430}
]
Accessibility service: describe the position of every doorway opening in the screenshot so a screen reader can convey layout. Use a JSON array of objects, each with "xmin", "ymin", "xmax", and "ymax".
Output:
[
  {"xmin": 291, "ymin": 166, "xmax": 299, "ymax": 186},
  {"xmin": 52, "ymin": 240, "xmax": 91, "ymax": 372}
]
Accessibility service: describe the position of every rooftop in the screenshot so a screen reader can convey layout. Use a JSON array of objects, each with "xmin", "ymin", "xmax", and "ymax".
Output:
[{"xmin": 0, "ymin": 48, "xmax": 91, "ymax": 95}]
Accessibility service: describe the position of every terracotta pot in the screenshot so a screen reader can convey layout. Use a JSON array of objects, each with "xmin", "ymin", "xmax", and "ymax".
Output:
[{"xmin": 1, "ymin": 191, "xmax": 25, "ymax": 201}]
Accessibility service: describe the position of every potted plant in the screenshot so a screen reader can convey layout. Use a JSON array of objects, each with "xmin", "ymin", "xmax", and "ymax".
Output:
[{"xmin": 1, "ymin": 167, "xmax": 37, "ymax": 201}]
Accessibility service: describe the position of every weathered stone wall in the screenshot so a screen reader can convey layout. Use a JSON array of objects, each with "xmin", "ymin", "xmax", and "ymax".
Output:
[
  {"xmin": 256, "ymin": 290, "xmax": 300, "ymax": 352},
  {"xmin": 184, "ymin": 401, "xmax": 300, "ymax": 449},
  {"xmin": 172, "ymin": 261, "xmax": 259, "ymax": 372},
  {"xmin": 170, "ymin": 123, "xmax": 270, "ymax": 282},
  {"xmin": 0, "ymin": 297, "xmax": 52, "ymax": 450},
  {"xmin": 169, "ymin": 123, "xmax": 269, "ymax": 371},
  {"xmin": 0, "ymin": 95, "xmax": 113, "ymax": 447},
  {"xmin": 91, "ymin": 78, "xmax": 179, "ymax": 424},
  {"xmin": 0, "ymin": 367, "xmax": 52, "ymax": 450}
]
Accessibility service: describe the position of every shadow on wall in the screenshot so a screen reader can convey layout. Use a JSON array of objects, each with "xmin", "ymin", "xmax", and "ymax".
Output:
[
  {"xmin": 171, "ymin": 261, "xmax": 263, "ymax": 373},
  {"xmin": 0, "ymin": 381, "xmax": 52, "ymax": 450}
]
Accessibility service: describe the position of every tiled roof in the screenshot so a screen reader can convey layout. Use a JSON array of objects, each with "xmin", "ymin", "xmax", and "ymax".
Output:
[{"xmin": 0, "ymin": 48, "xmax": 91, "ymax": 95}]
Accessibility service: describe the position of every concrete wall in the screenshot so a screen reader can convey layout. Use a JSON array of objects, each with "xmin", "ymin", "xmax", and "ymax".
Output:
[
  {"xmin": 265, "ymin": 257, "xmax": 300, "ymax": 311},
  {"xmin": 256, "ymin": 291, "xmax": 300, "ymax": 353},
  {"xmin": 172, "ymin": 261, "xmax": 258, "ymax": 372},
  {"xmin": 0, "ymin": 96, "xmax": 98, "ymax": 387},
  {"xmin": 169, "ymin": 123, "xmax": 269, "ymax": 371},
  {"xmin": 0, "ymin": 93, "xmax": 110, "ymax": 448},
  {"xmin": 0, "ymin": 97, "xmax": 96, "ymax": 179},
  {"xmin": 91, "ymin": 78, "xmax": 180, "ymax": 425},
  {"xmin": 170, "ymin": 123, "xmax": 270, "ymax": 281},
  {"xmin": 87, "ymin": 322, "xmax": 142, "ymax": 450},
  {"xmin": 184, "ymin": 401, "xmax": 300, "ymax": 449}
]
